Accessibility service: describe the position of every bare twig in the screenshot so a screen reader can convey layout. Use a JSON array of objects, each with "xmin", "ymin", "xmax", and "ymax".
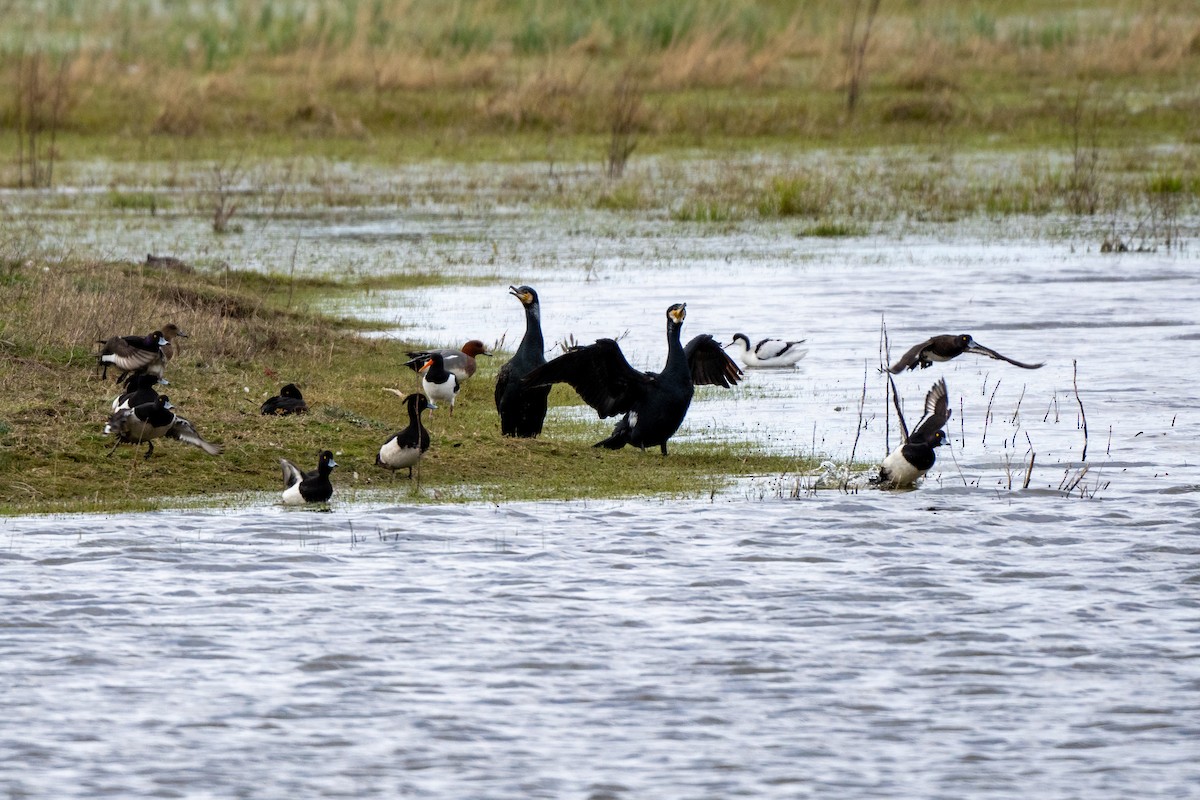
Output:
[
  {"xmin": 845, "ymin": 364, "xmax": 869, "ymax": 491},
  {"xmin": 1073, "ymin": 359, "xmax": 1088, "ymax": 461}
]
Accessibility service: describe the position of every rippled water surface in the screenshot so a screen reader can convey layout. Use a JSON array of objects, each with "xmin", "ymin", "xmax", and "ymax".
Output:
[{"xmin": 5, "ymin": 161, "xmax": 1200, "ymax": 797}]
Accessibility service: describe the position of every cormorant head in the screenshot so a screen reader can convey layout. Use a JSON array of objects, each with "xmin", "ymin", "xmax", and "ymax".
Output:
[
  {"xmin": 509, "ymin": 285, "xmax": 539, "ymax": 307},
  {"xmin": 667, "ymin": 303, "xmax": 687, "ymax": 325}
]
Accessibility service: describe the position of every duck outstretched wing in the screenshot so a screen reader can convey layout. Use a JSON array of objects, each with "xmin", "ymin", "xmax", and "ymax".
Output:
[
  {"xmin": 685, "ymin": 334, "xmax": 743, "ymax": 387},
  {"xmin": 167, "ymin": 417, "xmax": 223, "ymax": 455},
  {"xmin": 887, "ymin": 337, "xmax": 935, "ymax": 373},
  {"xmin": 910, "ymin": 378, "xmax": 951, "ymax": 445},
  {"xmin": 965, "ymin": 341, "xmax": 1045, "ymax": 369},
  {"xmin": 522, "ymin": 338, "xmax": 651, "ymax": 418}
]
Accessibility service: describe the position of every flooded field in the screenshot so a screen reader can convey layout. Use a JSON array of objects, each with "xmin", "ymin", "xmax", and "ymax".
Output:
[{"xmin": 3, "ymin": 159, "xmax": 1198, "ymax": 797}]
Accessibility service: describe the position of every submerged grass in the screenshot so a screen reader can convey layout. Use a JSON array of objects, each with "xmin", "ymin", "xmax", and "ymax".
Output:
[{"xmin": 0, "ymin": 256, "xmax": 811, "ymax": 515}]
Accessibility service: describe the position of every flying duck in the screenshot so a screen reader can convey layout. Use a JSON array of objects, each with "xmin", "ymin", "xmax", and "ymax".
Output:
[
  {"xmin": 404, "ymin": 340, "xmax": 491, "ymax": 383},
  {"xmin": 420, "ymin": 352, "xmax": 460, "ymax": 414},
  {"xmin": 260, "ymin": 383, "xmax": 308, "ymax": 416},
  {"xmin": 522, "ymin": 303, "xmax": 742, "ymax": 455},
  {"xmin": 97, "ymin": 323, "xmax": 188, "ymax": 383},
  {"xmin": 888, "ymin": 334, "xmax": 1043, "ymax": 373},
  {"xmin": 111, "ymin": 373, "xmax": 162, "ymax": 413},
  {"xmin": 874, "ymin": 377, "xmax": 951, "ymax": 488},
  {"xmin": 104, "ymin": 394, "xmax": 223, "ymax": 459},
  {"xmin": 376, "ymin": 393, "xmax": 432, "ymax": 478},
  {"xmin": 495, "ymin": 285, "xmax": 552, "ymax": 437},
  {"xmin": 280, "ymin": 450, "xmax": 338, "ymax": 504},
  {"xmin": 725, "ymin": 333, "xmax": 808, "ymax": 368}
]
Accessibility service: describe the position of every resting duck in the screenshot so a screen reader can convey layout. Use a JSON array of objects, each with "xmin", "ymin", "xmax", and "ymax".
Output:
[
  {"xmin": 260, "ymin": 383, "xmax": 308, "ymax": 416},
  {"xmin": 376, "ymin": 393, "xmax": 432, "ymax": 478},
  {"xmin": 725, "ymin": 333, "xmax": 808, "ymax": 368},
  {"xmin": 874, "ymin": 377, "xmax": 951, "ymax": 488},
  {"xmin": 888, "ymin": 334, "xmax": 1043, "ymax": 373},
  {"xmin": 280, "ymin": 450, "xmax": 338, "ymax": 504},
  {"xmin": 495, "ymin": 285, "xmax": 551, "ymax": 437},
  {"xmin": 111, "ymin": 374, "xmax": 161, "ymax": 413},
  {"xmin": 420, "ymin": 352, "xmax": 460, "ymax": 414},
  {"xmin": 522, "ymin": 303, "xmax": 742, "ymax": 455},
  {"xmin": 104, "ymin": 394, "xmax": 223, "ymax": 459},
  {"xmin": 97, "ymin": 323, "xmax": 188, "ymax": 383},
  {"xmin": 405, "ymin": 340, "xmax": 491, "ymax": 383}
]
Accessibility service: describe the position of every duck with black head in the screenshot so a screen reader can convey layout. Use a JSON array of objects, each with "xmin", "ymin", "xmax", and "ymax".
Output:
[
  {"xmin": 104, "ymin": 394, "xmax": 223, "ymax": 459},
  {"xmin": 261, "ymin": 383, "xmax": 308, "ymax": 416},
  {"xmin": 874, "ymin": 377, "xmax": 951, "ymax": 489},
  {"xmin": 888, "ymin": 334, "xmax": 1043, "ymax": 373},
  {"xmin": 280, "ymin": 450, "xmax": 338, "ymax": 504},
  {"xmin": 97, "ymin": 323, "xmax": 188, "ymax": 383}
]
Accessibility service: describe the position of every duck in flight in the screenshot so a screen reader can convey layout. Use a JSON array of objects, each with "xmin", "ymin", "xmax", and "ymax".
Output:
[
  {"xmin": 522, "ymin": 303, "xmax": 742, "ymax": 455},
  {"xmin": 873, "ymin": 377, "xmax": 951, "ymax": 488},
  {"xmin": 888, "ymin": 334, "xmax": 1043, "ymax": 373},
  {"xmin": 725, "ymin": 333, "xmax": 808, "ymax": 368},
  {"xmin": 495, "ymin": 285, "xmax": 551, "ymax": 438}
]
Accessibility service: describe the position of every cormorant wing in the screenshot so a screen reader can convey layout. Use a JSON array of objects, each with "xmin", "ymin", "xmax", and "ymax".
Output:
[
  {"xmin": 685, "ymin": 335, "xmax": 743, "ymax": 387},
  {"xmin": 910, "ymin": 378, "xmax": 951, "ymax": 445},
  {"xmin": 887, "ymin": 337, "xmax": 935, "ymax": 373},
  {"xmin": 167, "ymin": 417, "xmax": 223, "ymax": 455},
  {"xmin": 965, "ymin": 342, "xmax": 1044, "ymax": 369},
  {"xmin": 522, "ymin": 338, "xmax": 651, "ymax": 418}
]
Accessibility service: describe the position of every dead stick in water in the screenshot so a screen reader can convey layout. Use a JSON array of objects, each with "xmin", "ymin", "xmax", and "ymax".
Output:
[
  {"xmin": 1073, "ymin": 359, "xmax": 1087, "ymax": 462},
  {"xmin": 845, "ymin": 363, "xmax": 869, "ymax": 491}
]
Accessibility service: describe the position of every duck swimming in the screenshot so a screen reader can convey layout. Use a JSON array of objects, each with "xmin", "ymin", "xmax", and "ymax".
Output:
[
  {"xmin": 888, "ymin": 334, "xmax": 1043, "ymax": 373},
  {"xmin": 104, "ymin": 394, "xmax": 223, "ymax": 459},
  {"xmin": 522, "ymin": 303, "xmax": 742, "ymax": 455},
  {"xmin": 725, "ymin": 333, "xmax": 808, "ymax": 368},
  {"xmin": 376, "ymin": 393, "xmax": 431, "ymax": 479},
  {"xmin": 261, "ymin": 383, "xmax": 308, "ymax": 416},
  {"xmin": 280, "ymin": 450, "xmax": 338, "ymax": 504},
  {"xmin": 874, "ymin": 377, "xmax": 951, "ymax": 488},
  {"xmin": 495, "ymin": 285, "xmax": 551, "ymax": 437},
  {"xmin": 405, "ymin": 340, "xmax": 491, "ymax": 384}
]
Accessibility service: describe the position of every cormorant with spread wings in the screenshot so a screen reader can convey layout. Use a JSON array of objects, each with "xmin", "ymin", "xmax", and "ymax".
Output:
[{"xmin": 522, "ymin": 303, "xmax": 742, "ymax": 455}]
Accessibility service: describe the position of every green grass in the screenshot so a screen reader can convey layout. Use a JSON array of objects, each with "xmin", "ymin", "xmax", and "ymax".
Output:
[{"xmin": 0, "ymin": 258, "xmax": 817, "ymax": 515}]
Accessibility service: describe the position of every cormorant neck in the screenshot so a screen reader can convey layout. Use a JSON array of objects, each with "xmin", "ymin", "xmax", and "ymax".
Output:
[{"xmin": 521, "ymin": 302, "xmax": 545, "ymax": 353}]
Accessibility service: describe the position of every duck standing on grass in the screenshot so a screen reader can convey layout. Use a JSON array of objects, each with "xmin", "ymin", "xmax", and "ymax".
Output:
[
  {"xmin": 495, "ymin": 285, "xmax": 551, "ymax": 437},
  {"xmin": 420, "ymin": 352, "xmax": 460, "ymax": 415},
  {"xmin": 104, "ymin": 394, "xmax": 223, "ymax": 459},
  {"xmin": 522, "ymin": 303, "xmax": 742, "ymax": 455},
  {"xmin": 280, "ymin": 450, "xmax": 338, "ymax": 504},
  {"xmin": 261, "ymin": 383, "xmax": 308, "ymax": 415},
  {"xmin": 725, "ymin": 333, "xmax": 808, "ymax": 368},
  {"xmin": 888, "ymin": 334, "xmax": 1043, "ymax": 373},
  {"xmin": 405, "ymin": 340, "xmax": 491, "ymax": 384},
  {"xmin": 377, "ymin": 393, "xmax": 432, "ymax": 479},
  {"xmin": 874, "ymin": 377, "xmax": 951, "ymax": 489}
]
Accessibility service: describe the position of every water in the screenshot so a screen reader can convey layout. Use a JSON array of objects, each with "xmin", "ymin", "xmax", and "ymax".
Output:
[{"xmin": 4, "ymin": 161, "xmax": 1200, "ymax": 797}]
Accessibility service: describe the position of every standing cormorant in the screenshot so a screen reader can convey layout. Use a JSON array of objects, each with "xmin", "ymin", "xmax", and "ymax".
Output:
[{"xmin": 495, "ymin": 285, "xmax": 551, "ymax": 437}]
